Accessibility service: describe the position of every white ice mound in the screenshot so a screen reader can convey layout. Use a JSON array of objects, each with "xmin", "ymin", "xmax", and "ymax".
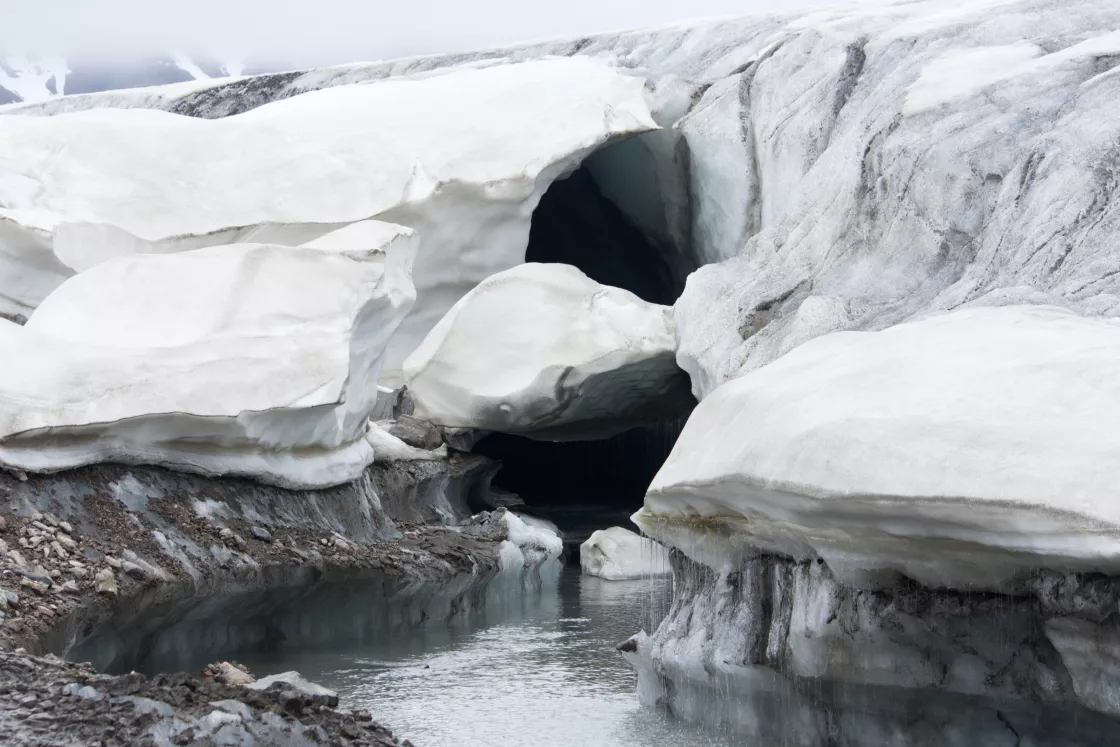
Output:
[
  {"xmin": 499, "ymin": 511, "xmax": 564, "ymax": 572},
  {"xmin": 0, "ymin": 221, "xmax": 417, "ymax": 488},
  {"xmin": 0, "ymin": 58, "xmax": 657, "ymax": 379},
  {"xmin": 402, "ymin": 263, "xmax": 693, "ymax": 440},
  {"xmin": 580, "ymin": 527, "xmax": 670, "ymax": 581},
  {"xmin": 637, "ymin": 305, "xmax": 1120, "ymax": 592}
]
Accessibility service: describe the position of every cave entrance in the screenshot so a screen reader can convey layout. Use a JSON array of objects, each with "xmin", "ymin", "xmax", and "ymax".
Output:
[
  {"xmin": 478, "ymin": 138, "xmax": 698, "ymax": 560},
  {"xmin": 526, "ymin": 161, "xmax": 683, "ymax": 304},
  {"xmin": 473, "ymin": 419, "xmax": 689, "ymax": 562}
]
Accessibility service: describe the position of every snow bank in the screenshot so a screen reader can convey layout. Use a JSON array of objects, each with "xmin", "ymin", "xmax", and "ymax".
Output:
[
  {"xmin": 638, "ymin": 306, "xmax": 1120, "ymax": 591},
  {"xmin": 0, "ymin": 221, "xmax": 417, "ymax": 488},
  {"xmin": 0, "ymin": 58, "xmax": 657, "ymax": 382},
  {"xmin": 580, "ymin": 527, "xmax": 669, "ymax": 581},
  {"xmin": 402, "ymin": 263, "xmax": 693, "ymax": 440}
]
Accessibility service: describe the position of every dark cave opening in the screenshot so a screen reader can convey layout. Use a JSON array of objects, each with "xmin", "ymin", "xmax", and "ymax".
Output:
[
  {"xmin": 481, "ymin": 149, "xmax": 697, "ymax": 558},
  {"xmin": 473, "ymin": 420, "xmax": 689, "ymax": 561},
  {"xmin": 526, "ymin": 163, "xmax": 682, "ymax": 305}
]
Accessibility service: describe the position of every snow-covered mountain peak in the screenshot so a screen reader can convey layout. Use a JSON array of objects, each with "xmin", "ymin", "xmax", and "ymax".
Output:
[{"xmin": 0, "ymin": 53, "xmax": 248, "ymax": 104}]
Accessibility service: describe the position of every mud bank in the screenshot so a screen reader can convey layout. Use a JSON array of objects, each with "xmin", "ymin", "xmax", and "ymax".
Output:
[{"xmin": 0, "ymin": 450, "xmax": 542, "ymax": 746}]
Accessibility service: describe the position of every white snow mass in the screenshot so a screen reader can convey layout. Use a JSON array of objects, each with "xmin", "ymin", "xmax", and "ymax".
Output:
[
  {"xmin": 0, "ymin": 57, "xmax": 656, "ymax": 386},
  {"xmin": 580, "ymin": 526, "xmax": 670, "ymax": 581},
  {"xmin": 0, "ymin": 222, "xmax": 417, "ymax": 488},
  {"xmin": 639, "ymin": 305, "xmax": 1120, "ymax": 591},
  {"xmin": 403, "ymin": 263, "xmax": 689, "ymax": 440}
]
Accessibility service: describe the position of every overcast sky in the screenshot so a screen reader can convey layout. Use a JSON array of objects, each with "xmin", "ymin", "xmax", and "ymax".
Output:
[{"xmin": 1, "ymin": 0, "xmax": 837, "ymax": 67}]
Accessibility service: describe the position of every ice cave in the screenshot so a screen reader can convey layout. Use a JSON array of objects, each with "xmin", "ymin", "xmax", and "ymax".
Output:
[
  {"xmin": 2, "ymin": 0, "xmax": 1120, "ymax": 745},
  {"xmin": 473, "ymin": 150, "xmax": 695, "ymax": 558}
]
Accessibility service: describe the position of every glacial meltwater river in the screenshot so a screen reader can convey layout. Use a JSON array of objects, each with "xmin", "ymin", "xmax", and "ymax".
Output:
[{"xmin": 237, "ymin": 565, "xmax": 748, "ymax": 747}]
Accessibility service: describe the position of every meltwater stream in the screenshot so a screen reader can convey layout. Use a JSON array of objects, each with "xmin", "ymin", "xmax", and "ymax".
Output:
[{"xmin": 237, "ymin": 566, "xmax": 746, "ymax": 747}]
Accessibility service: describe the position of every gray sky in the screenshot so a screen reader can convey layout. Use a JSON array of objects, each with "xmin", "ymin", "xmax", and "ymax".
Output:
[{"xmin": 1, "ymin": 0, "xmax": 837, "ymax": 66}]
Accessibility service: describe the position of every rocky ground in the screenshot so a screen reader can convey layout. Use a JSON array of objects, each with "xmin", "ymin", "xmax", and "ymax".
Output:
[
  {"xmin": 0, "ymin": 451, "xmax": 513, "ymax": 746},
  {"xmin": 0, "ymin": 649, "xmax": 407, "ymax": 746}
]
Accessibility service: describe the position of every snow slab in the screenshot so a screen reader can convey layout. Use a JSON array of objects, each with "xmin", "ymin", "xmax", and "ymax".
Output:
[
  {"xmin": 402, "ymin": 263, "xmax": 693, "ymax": 440},
  {"xmin": 637, "ymin": 306, "xmax": 1120, "ymax": 591},
  {"xmin": 0, "ymin": 58, "xmax": 657, "ymax": 383},
  {"xmin": 580, "ymin": 527, "xmax": 670, "ymax": 581},
  {"xmin": 0, "ymin": 221, "xmax": 417, "ymax": 489}
]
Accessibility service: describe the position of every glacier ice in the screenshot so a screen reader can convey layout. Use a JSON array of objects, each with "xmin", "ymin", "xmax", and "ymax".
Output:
[
  {"xmin": 622, "ymin": 550, "xmax": 1120, "ymax": 742},
  {"xmin": 1, "ymin": 0, "xmax": 1119, "ymax": 732},
  {"xmin": 637, "ymin": 305, "xmax": 1120, "ymax": 591},
  {"xmin": 498, "ymin": 511, "xmax": 564, "ymax": 574},
  {"xmin": 402, "ymin": 263, "xmax": 693, "ymax": 439},
  {"xmin": 580, "ymin": 526, "xmax": 669, "ymax": 581},
  {"xmin": 0, "ymin": 221, "xmax": 417, "ymax": 488},
  {"xmin": 668, "ymin": 2, "xmax": 1120, "ymax": 398},
  {"xmin": 0, "ymin": 58, "xmax": 656, "ymax": 383},
  {"xmin": 12, "ymin": 2, "xmax": 1118, "ymax": 399}
]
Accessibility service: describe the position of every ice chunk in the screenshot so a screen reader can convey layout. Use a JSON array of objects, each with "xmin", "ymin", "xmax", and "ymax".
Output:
[
  {"xmin": 403, "ymin": 263, "xmax": 693, "ymax": 440},
  {"xmin": 498, "ymin": 511, "xmax": 564, "ymax": 573},
  {"xmin": 580, "ymin": 526, "xmax": 670, "ymax": 581}
]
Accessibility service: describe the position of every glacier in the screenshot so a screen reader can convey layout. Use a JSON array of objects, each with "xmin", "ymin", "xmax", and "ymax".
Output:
[
  {"xmin": 1, "ymin": 0, "xmax": 1119, "ymax": 738},
  {"xmin": 0, "ymin": 57, "xmax": 656, "ymax": 384},
  {"xmin": 402, "ymin": 263, "xmax": 693, "ymax": 439},
  {"xmin": 627, "ymin": 306, "xmax": 1120, "ymax": 726},
  {"xmin": 0, "ymin": 221, "xmax": 416, "ymax": 488},
  {"xmin": 12, "ymin": 1, "xmax": 1120, "ymax": 393}
]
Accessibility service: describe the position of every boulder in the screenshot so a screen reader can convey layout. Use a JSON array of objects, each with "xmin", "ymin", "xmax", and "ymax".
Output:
[
  {"xmin": 387, "ymin": 415, "xmax": 443, "ymax": 450},
  {"xmin": 205, "ymin": 661, "xmax": 255, "ymax": 687},
  {"xmin": 93, "ymin": 568, "xmax": 117, "ymax": 597},
  {"xmin": 247, "ymin": 671, "xmax": 338, "ymax": 708}
]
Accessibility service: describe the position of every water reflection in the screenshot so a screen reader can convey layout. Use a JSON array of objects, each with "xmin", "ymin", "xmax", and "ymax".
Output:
[
  {"xmin": 239, "ymin": 568, "xmax": 748, "ymax": 747},
  {"xmin": 239, "ymin": 567, "xmax": 1120, "ymax": 747},
  {"xmin": 78, "ymin": 560, "xmax": 1120, "ymax": 746},
  {"xmin": 67, "ymin": 563, "xmax": 561, "ymax": 675}
]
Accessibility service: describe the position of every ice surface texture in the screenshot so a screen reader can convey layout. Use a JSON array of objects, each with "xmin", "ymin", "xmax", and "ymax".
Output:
[{"xmin": 10, "ymin": 2, "xmax": 1119, "ymax": 399}]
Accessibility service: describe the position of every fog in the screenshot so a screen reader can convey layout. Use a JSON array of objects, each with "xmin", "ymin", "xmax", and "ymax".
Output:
[{"xmin": 1, "ymin": 0, "xmax": 840, "ymax": 66}]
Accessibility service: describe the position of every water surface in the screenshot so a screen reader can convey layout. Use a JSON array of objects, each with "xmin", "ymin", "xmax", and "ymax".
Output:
[{"xmin": 240, "ymin": 566, "xmax": 747, "ymax": 747}]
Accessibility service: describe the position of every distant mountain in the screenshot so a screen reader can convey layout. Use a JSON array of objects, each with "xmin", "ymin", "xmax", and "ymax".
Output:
[{"xmin": 0, "ymin": 54, "xmax": 258, "ymax": 104}]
